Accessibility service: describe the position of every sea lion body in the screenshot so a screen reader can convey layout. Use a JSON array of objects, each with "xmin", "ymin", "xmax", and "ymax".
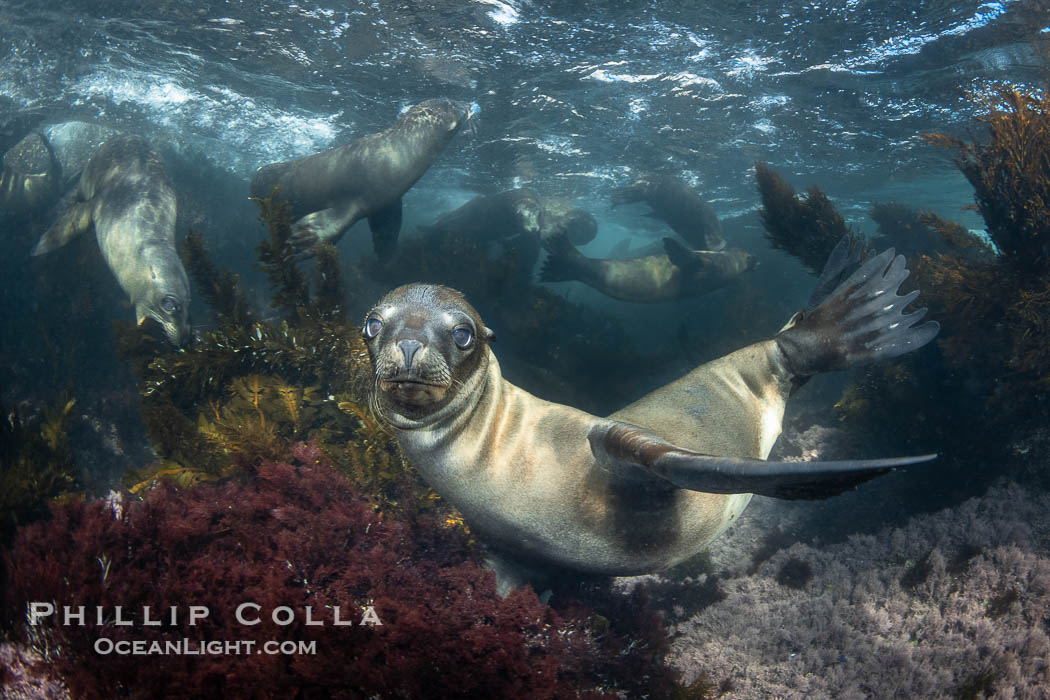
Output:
[
  {"xmin": 541, "ymin": 234, "xmax": 755, "ymax": 303},
  {"xmin": 612, "ymin": 172, "xmax": 726, "ymax": 251},
  {"xmin": 33, "ymin": 135, "xmax": 190, "ymax": 346},
  {"xmin": 250, "ymin": 98, "xmax": 471, "ymax": 259},
  {"xmin": 364, "ymin": 247, "xmax": 939, "ymax": 589}
]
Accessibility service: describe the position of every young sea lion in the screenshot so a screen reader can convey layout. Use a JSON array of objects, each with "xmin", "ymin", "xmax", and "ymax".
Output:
[
  {"xmin": 32, "ymin": 135, "xmax": 191, "ymax": 346},
  {"xmin": 362, "ymin": 239, "xmax": 939, "ymax": 593},
  {"xmin": 540, "ymin": 233, "xmax": 755, "ymax": 303},
  {"xmin": 611, "ymin": 172, "xmax": 726, "ymax": 250},
  {"xmin": 249, "ymin": 98, "xmax": 473, "ymax": 260}
]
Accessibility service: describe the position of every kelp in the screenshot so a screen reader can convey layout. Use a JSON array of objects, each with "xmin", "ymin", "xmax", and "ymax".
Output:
[
  {"xmin": 0, "ymin": 396, "xmax": 80, "ymax": 544},
  {"xmin": 252, "ymin": 187, "xmax": 312, "ymax": 323},
  {"xmin": 116, "ymin": 195, "xmax": 438, "ymax": 516},
  {"xmin": 924, "ymin": 87, "xmax": 1050, "ymax": 275},
  {"xmin": 754, "ymin": 161, "xmax": 858, "ymax": 274},
  {"xmin": 922, "ymin": 86, "xmax": 1050, "ymax": 391},
  {"xmin": 181, "ymin": 227, "xmax": 253, "ymax": 327}
]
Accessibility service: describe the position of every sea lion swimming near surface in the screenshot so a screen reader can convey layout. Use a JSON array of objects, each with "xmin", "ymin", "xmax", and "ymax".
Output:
[
  {"xmin": 32, "ymin": 135, "xmax": 190, "ymax": 347},
  {"xmin": 363, "ymin": 238, "xmax": 939, "ymax": 593},
  {"xmin": 612, "ymin": 171, "xmax": 727, "ymax": 251},
  {"xmin": 540, "ymin": 233, "xmax": 755, "ymax": 303},
  {"xmin": 249, "ymin": 98, "xmax": 473, "ymax": 261}
]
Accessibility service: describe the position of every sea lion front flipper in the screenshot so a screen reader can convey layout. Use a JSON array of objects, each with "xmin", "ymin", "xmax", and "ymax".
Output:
[
  {"xmin": 367, "ymin": 197, "xmax": 403, "ymax": 262},
  {"xmin": 589, "ymin": 422, "xmax": 936, "ymax": 500},
  {"xmin": 776, "ymin": 246, "xmax": 940, "ymax": 375},
  {"xmin": 662, "ymin": 237, "xmax": 702, "ymax": 273},
  {"xmin": 32, "ymin": 200, "xmax": 94, "ymax": 256},
  {"xmin": 289, "ymin": 201, "xmax": 360, "ymax": 259}
]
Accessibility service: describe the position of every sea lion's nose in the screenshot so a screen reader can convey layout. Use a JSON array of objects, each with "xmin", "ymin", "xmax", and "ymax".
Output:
[{"xmin": 398, "ymin": 339, "xmax": 422, "ymax": 369}]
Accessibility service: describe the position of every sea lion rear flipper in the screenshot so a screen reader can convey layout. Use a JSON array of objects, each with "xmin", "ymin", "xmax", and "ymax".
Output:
[
  {"xmin": 32, "ymin": 200, "xmax": 94, "ymax": 256},
  {"xmin": 589, "ymin": 422, "xmax": 936, "ymax": 500},
  {"xmin": 662, "ymin": 237, "xmax": 702, "ymax": 273},
  {"xmin": 368, "ymin": 198, "xmax": 403, "ymax": 262},
  {"xmin": 775, "ymin": 244, "xmax": 940, "ymax": 375}
]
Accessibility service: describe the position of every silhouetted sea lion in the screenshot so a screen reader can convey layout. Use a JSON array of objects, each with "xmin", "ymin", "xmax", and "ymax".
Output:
[
  {"xmin": 362, "ymin": 239, "xmax": 939, "ymax": 592},
  {"xmin": 250, "ymin": 98, "xmax": 472, "ymax": 260},
  {"xmin": 424, "ymin": 188, "xmax": 597, "ymax": 280},
  {"xmin": 541, "ymin": 233, "xmax": 754, "ymax": 303},
  {"xmin": 0, "ymin": 121, "xmax": 119, "ymax": 216},
  {"xmin": 426, "ymin": 188, "xmax": 597, "ymax": 246},
  {"xmin": 0, "ymin": 131, "xmax": 57, "ymax": 213},
  {"xmin": 612, "ymin": 172, "xmax": 727, "ymax": 251},
  {"xmin": 32, "ymin": 135, "xmax": 190, "ymax": 346}
]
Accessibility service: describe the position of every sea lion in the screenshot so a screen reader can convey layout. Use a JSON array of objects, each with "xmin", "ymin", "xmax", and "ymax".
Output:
[
  {"xmin": 0, "ymin": 121, "xmax": 119, "ymax": 216},
  {"xmin": 249, "ymin": 98, "xmax": 473, "ymax": 260},
  {"xmin": 423, "ymin": 188, "xmax": 597, "ymax": 280},
  {"xmin": 0, "ymin": 131, "xmax": 59, "ymax": 214},
  {"xmin": 426, "ymin": 188, "xmax": 597, "ymax": 247},
  {"xmin": 363, "ymin": 239, "xmax": 939, "ymax": 593},
  {"xmin": 32, "ymin": 135, "xmax": 191, "ymax": 346},
  {"xmin": 612, "ymin": 172, "xmax": 726, "ymax": 251},
  {"xmin": 540, "ymin": 233, "xmax": 755, "ymax": 303}
]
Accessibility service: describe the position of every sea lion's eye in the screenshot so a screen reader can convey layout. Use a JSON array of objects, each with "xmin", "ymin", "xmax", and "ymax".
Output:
[
  {"xmin": 452, "ymin": 326, "xmax": 473, "ymax": 349},
  {"xmin": 364, "ymin": 317, "xmax": 383, "ymax": 339},
  {"xmin": 160, "ymin": 296, "xmax": 179, "ymax": 314}
]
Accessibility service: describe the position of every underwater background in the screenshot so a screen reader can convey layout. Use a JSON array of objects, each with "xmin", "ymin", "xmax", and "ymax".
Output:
[{"xmin": 1, "ymin": 0, "xmax": 1049, "ymax": 698}]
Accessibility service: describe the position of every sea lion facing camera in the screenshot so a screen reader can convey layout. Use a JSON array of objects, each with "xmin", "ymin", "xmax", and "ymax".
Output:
[
  {"xmin": 541, "ymin": 233, "xmax": 755, "ymax": 303},
  {"xmin": 612, "ymin": 172, "xmax": 726, "ymax": 251},
  {"xmin": 250, "ymin": 98, "xmax": 473, "ymax": 260},
  {"xmin": 363, "ymin": 239, "xmax": 939, "ymax": 593},
  {"xmin": 32, "ymin": 135, "xmax": 190, "ymax": 347}
]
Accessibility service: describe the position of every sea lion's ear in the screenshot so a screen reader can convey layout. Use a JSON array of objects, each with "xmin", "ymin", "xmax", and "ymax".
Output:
[
  {"xmin": 483, "ymin": 326, "xmax": 496, "ymax": 342},
  {"xmin": 588, "ymin": 421, "xmax": 936, "ymax": 500}
]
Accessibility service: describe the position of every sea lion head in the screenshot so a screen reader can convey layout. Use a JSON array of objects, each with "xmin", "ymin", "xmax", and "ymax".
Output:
[
  {"xmin": 363, "ymin": 283, "xmax": 494, "ymax": 428},
  {"xmin": 136, "ymin": 255, "xmax": 191, "ymax": 347},
  {"xmin": 400, "ymin": 98, "xmax": 474, "ymax": 138}
]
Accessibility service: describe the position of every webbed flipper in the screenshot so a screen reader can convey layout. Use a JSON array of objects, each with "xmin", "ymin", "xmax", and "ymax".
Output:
[
  {"xmin": 589, "ymin": 421, "xmax": 935, "ymax": 500},
  {"xmin": 776, "ymin": 244, "xmax": 940, "ymax": 376},
  {"xmin": 368, "ymin": 197, "xmax": 403, "ymax": 262},
  {"xmin": 32, "ymin": 200, "xmax": 94, "ymax": 256},
  {"xmin": 288, "ymin": 201, "xmax": 359, "ymax": 260}
]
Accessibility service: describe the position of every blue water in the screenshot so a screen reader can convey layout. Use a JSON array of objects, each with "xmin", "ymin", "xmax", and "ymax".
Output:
[{"xmin": 2, "ymin": 0, "xmax": 1039, "ymax": 217}]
